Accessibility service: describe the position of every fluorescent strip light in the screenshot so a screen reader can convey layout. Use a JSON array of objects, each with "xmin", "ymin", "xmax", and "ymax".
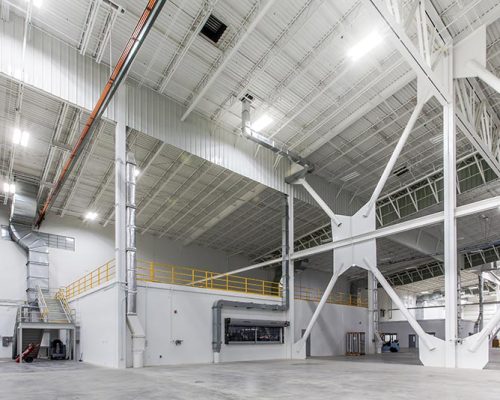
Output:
[
  {"xmin": 348, "ymin": 31, "xmax": 383, "ymax": 61},
  {"xmin": 26, "ymin": 0, "xmax": 43, "ymax": 8},
  {"xmin": 251, "ymin": 114, "xmax": 273, "ymax": 132},
  {"xmin": 85, "ymin": 211, "xmax": 98, "ymax": 220},
  {"xmin": 13, "ymin": 128, "xmax": 22, "ymax": 145},
  {"xmin": 20, "ymin": 131, "xmax": 29, "ymax": 147},
  {"xmin": 13, "ymin": 129, "xmax": 29, "ymax": 147}
]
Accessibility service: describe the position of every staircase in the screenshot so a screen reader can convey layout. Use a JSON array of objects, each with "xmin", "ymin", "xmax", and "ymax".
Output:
[
  {"xmin": 43, "ymin": 292, "xmax": 73, "ymax": 324},
  {"xmin": 12, "ymin": 288, "xmax": 75, "ymax": 361}
]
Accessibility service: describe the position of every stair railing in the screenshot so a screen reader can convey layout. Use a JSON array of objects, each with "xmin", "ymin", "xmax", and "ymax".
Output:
[
  {"xmin": 36, "ymin": 285, "xmax": 49, "ymax": 322},
  {"xmin": 56, "ymin": 289, "xmax": 74, "ymax": 323}
]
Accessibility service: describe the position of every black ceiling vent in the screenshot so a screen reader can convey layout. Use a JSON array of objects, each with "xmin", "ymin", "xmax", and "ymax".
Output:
[
  {"xmin": 393, "ymin": 165, "xmax": 409, "ymax": 177},
  {"xmin": 200, "ymin": 14, "xmax": 227, "ymax": 44}
]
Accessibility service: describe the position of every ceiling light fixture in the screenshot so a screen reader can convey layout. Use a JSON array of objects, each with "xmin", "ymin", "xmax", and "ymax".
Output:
[
  {"xmin": 26, "ymin": 0, "xmax": 43, "ymax": 9},
  {"xmin": 3, "ymin": 182, "xmax": 15, "ymax": 194},
  {"xmin": 85, "ymin": 211, "xmax": 98, "ymax": 221},
  {"xmin": 13, "ymin": 128, "xmax": 29, "ymax": 147},
  {"xmin": 348, "ymin": 30, "xmax": 383, "ymax": 61},
  {"xmin": 251, "ymin": 114, "xmax": 273, "ymax": 132}
]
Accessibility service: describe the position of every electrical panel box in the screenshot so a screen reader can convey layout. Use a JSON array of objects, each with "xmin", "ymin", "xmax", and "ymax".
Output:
[{"xmin": 2, "ymin": 336, "xmax": 13, "ymax": 347}]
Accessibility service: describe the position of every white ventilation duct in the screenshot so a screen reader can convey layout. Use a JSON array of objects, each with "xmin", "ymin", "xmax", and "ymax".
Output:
[
  {"xmin": 124, "ymin": 152, "xmax": 145, "ymax": 368},
  {"xmin": 8, "ymin": 183, "xmax": 49, "ymax": 303}
]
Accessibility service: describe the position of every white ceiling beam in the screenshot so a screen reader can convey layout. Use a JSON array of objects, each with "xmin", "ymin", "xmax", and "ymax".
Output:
[
  {"xmin": 180, "ymin": 0, "xmax": 277, "ymax": 121},
  {"xmin": 58, "ymin": 123, "xmax": 104, "ymax": 217},
  {"xmin": 365, "ymin": 0, "xmax": 451, "ymax": 105},
  {"xmin": 205, "ymin": 191, "xmax": 283, "ymax": 249},
  {"xmin": 37, "ymin": 103, "xmax": 69, "ymax": 203},
  {"xmin": 79, "ymin": 0, "xmax": 100, "ymax": 56},
  {"xmin": 174, "ymin": 176, "xmax": 253, "ymax": 241},
  {"xmin": 141, "ymin": 161, "xmax": 212, "ymax": 235},
  {"xmin": 159, "ymin": 169, "xmax": 231, "ymax": 237},
  {"xmin": 157, "ymin": 0, "xmax": 217, "ymax": 93},
  {"xmin": 183, "ymin": 184, "xmax": 267, "ymax": 245},
  {"xmin": 90, "ymin": 136, "xmax": 163, "ymax": 219},
  {"xmin": 135, "ymin": 152, "xmax": 192, "ymax": 219},
  {"xmin": 210, "ymin": 0, "xmax": 326, "ymax": 121},
  {"xmin": 94, "ymin": 4, "xmax": 121, "ymax": 63},
  {"xmin": 298, "ymin": 65, "xmax": 414, "ymax": 158}
]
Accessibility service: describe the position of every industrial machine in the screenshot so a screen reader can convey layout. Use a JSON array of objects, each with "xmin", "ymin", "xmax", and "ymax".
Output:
[{"xmin": 49, "ymin": 339, "xmax": 66, "ymax": 360}]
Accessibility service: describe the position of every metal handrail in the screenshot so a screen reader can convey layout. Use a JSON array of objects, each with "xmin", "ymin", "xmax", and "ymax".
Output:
[
  {"xmin": 63, "ymin": 259, "xmax": 116, "ymax": 300},
  {"xmin": 294, "ymin": 286, "xmax": 368, "ymax": 308},
  {"xmin": 36, "ymin": 285, "xmax": 49, "ymax": 322},
  {"xmin": 55, "ymin": 290, "xmax": 74, "ymax": 323},
  {"xmin": 136, "ymin": 259, "xmax": 281, "ymax": 297},
  {"xmin": 61, "ymin": 258, "xmax": 368, "ymax": 308}
]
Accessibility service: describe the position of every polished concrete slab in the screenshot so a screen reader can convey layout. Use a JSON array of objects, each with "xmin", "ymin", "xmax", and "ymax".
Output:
[
  {"xmin": 322, "ymin": 348, "xmax": 500, "ymax": 369},
  {"xmin": 1, "ymin": 356, "xmax": 500, "ymax": 400}
]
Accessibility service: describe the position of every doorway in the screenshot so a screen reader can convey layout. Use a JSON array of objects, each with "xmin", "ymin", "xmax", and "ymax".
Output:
[
  {"xmin": 301, "ymin": 329, "xmax": 311, "ymax": 357},
  {"xmin": 409, "ymin": 334, "xmax": 417, "ymax": 349}
]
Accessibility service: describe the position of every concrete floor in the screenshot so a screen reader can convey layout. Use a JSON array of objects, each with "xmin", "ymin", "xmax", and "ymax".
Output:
[{"xmin": 1, "ymin": 356, "xmax": 500, "ymax": 400}]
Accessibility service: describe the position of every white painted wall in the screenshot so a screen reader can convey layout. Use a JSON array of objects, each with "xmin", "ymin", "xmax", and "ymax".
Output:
[
  {"xmin": 379, "ymin": 288, "xmax": 417, "ymax": 321},
  {"xmin": 68, "ymin": 282, "xmax": 122, "ymax": 367},
  {"xmin": 133, "ymin": 282, "xmax": 287, "ymax": 366},
  {"xmin": 0, "ymin": 204, "xmax": 258, "ymax": 359},
  {"xmin": 294, "ymin": 300, "xmax": 368, "ymax": 356}
]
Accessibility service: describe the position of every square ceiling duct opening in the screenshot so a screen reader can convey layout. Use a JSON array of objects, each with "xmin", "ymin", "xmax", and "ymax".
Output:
[{"xmin": 201, "ymin": 14, "xmax": 227, "ymax": 44}]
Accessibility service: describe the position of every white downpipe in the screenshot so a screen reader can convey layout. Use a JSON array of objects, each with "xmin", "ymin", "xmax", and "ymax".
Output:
[
  {"xmin": 296, "ymin": 266, "xmax": 342, "ymax": 349},
  {"xmin": 297, "ymin": 179, "xmax": 342, "ymax": 227},
  {"xmin": 364, "ymin": 258, "xmax": 436, "ymax": 350},
  {"xmin": 181, "ymin": 0, "xmax": 277, "ymax": 121},
  {"xmin": 364, "ymin": 100, "xmax": 425, "ymax": 216},
  {"xmin": 467, "ymin": 60, "xmax": 500, "ymax": 94}
]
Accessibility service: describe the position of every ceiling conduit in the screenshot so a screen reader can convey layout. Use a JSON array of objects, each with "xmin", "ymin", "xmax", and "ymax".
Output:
[
  {"xmin": 35, "ymin": 0, "xmax": 167, "ymax": 227},
  {"xmin": 241, "ymin": 96, "xmax": 314, "ymax": 181}
]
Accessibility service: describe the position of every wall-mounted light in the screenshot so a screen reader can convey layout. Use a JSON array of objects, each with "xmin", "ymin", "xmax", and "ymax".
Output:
[
  {"xmin": 85, "ymin": 211, "xmax": 98, "ymax": 221},
  {"xmin": 347, "ymin": 30, "xmax": 383, "ymax": 61},
  {"xmin": 251, "ymin": 114, "xmax": 273, "ymax": 132},
  {"xmin": 134, "ymin": 168, "xmax": 140, "ymax": 178},
  {"xmin": 13, "ymin": 128, "xmax": 29, "ymax": 147}
]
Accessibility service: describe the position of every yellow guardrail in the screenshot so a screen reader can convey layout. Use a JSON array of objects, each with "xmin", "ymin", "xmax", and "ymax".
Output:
[
  {"xmin": 61, "ymin": 258, "xmax": 367, "ymax": 308},
  {"xmin": 136, "ymin": 260, "xmax": 281, "ymax": 297},
  {"xmin": 295, "ymin": 286, "xmax": 367, "ymax": 308},
  {"xmin": 63, "ymin": 259, "xmax": 116, "ymax": 300}
]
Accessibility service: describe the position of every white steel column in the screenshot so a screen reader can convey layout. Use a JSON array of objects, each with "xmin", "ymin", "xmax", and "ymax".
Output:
[
  {"xmin": 443, "ymin": 53, "xmax": 458, "ymax": 368},
  {"xmin": 286, "ymin": 193, "xmax": 295, "ymax": 359},
  {"xmin": 115, "ymin": 86, "xmax": 127, "ymax": 368},
  {"xmin": 367, "ymin": 271, "xmax": 379, "ymax": 354}
]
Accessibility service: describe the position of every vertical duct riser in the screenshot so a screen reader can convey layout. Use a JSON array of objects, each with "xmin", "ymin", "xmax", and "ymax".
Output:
[
  {"xmin": 8, "ymin": 185, "xmax": 49, "ymax": 304},
  {"xmin": 125, "ymin": 152, "xmax": 145, "ymax": 368},
  {"xmin": 126, "ymin": 152, "xmax": 137, "ymax": 315}
]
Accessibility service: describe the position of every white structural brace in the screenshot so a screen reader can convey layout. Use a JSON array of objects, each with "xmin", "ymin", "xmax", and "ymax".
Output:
[
  {"xmin": 363, "ymin": 258, "xmax": 435, "ymax": 350},
  {"xmin": 295, "ymin": 264, "xmax": 344, "ymax": 350},
  {"xmin": 296, "ymin": 178, "xmax": 342, "ymax": 227},
  {"xmin": 364, "ymin": 100, "xmax": 425, "ymax": 216}
]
